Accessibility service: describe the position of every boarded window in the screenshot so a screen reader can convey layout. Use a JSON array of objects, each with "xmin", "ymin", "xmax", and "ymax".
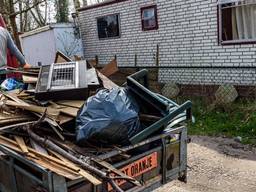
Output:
[
  {"xmin": 141, "ymin": 5, "xmax": 158, "ymax": 31},
  {"xmin": 97, "ymin": 14, "xmax": 120, "ymax": 39}
]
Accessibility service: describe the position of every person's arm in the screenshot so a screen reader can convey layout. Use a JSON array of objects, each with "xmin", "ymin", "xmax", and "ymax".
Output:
[{"xmin": 6, "ymin": 30, "xmax": 26, "ymax": 67}]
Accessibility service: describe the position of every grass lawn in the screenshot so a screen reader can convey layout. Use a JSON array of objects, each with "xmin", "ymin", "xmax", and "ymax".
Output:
[{"xmin": 177, "ymin": 97, "xmax": 256, "ymax": 145}]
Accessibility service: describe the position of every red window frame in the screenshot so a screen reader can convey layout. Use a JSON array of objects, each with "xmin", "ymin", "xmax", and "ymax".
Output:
[{"xmin": 141, "ymin": 5, "xmax": 158, "ymax": 31}]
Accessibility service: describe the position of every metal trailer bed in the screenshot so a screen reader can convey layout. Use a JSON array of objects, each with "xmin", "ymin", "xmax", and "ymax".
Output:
[
  {"xmin": 0, "ymin": 125, "xmax": 188, "ymax": 192},
  {"xmin": 0, "ymin": 69, "xmax": 192, "ymax": 192}
]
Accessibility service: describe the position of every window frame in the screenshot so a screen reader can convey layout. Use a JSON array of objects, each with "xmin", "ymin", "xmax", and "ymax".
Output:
[
  {"xmin": 140, "ymin": 5, "xmax": 159, "ymax": 31},
  {"xmin": 96, "ymin": 13, "xmax": 121, "ymax": 40},
  {"xmin": 218, "ymin": 1, "xmax": 256, "ymax": 45}
]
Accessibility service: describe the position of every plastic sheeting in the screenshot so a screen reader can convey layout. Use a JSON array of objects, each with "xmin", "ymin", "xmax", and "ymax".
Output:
[{"xmin": 76, "ymin": 88, "xmax": 141, "ymax": 146}]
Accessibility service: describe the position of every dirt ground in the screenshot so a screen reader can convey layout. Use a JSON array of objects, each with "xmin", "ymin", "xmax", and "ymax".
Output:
[{"xmin": 154, "ymin": 136, "xmax": 256, "ymax": 192}]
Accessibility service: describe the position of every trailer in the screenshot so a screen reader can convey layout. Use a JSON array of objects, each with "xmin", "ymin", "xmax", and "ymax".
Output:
[
  {"xmin": 0, "ymin": 125, "xmax": 188, "ymax": 192},
  {"xmin": 0, "ymin": 69, "xmax": 192, "ymax": 192}
]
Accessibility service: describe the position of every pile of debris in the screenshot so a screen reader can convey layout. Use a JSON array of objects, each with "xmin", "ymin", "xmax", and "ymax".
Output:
[{"xmin": 0, "ymin": 57, "xmax": 192, "ymax": 191}]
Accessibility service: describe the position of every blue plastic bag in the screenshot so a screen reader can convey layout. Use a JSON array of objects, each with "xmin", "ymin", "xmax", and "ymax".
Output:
[
  {"xmin": 1, "ymin": 78, "xmax": 24, "ymax": 91},
  {"xmin": 76, "ymin": 88, "xmax": 141, "ymax": 146}
]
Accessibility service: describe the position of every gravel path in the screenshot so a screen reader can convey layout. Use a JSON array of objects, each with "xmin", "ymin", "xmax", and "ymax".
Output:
[{"xmin": 154, "ymin": 136, "xmax": 256, "ymax": 192}]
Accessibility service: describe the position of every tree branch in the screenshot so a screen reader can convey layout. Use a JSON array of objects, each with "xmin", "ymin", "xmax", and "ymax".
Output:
[{"xmin": 9, "ymin": 0, "xmax": 46, "ymax": 18}]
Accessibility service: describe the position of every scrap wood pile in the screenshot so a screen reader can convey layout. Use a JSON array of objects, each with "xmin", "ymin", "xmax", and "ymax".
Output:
[
  {"xmin": 0, "ymin": 61, "xmax": 141, "ymax": 192},
  {"xmin": 0, "ymin": 56, "xmax": 192, "ymax": 192}
]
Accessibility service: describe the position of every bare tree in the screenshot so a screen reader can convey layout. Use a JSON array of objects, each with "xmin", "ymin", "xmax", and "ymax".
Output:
[
  {"xmin": 55, "ymin": 0, "xmax": 69, "ymax": 23},
  {"xmin": 1, "ymin": 0, "xmax": 46, "ymax": 50},
  {"xmin": 84, "ymin": 0, "xmax": 106, "ymax": 6}
]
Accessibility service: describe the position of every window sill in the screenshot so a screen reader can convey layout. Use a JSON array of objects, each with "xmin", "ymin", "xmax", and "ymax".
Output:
[
  {"xmin": 221, "ymin": 39, "xmax": 256, "ymax": 45},
  {"xmin": 142, "ymin": 27, "xmax": 159, "ymax": 31},
  {"xmin": 98, "ymin": 36, "xmax": 121, "ymax": 40}
]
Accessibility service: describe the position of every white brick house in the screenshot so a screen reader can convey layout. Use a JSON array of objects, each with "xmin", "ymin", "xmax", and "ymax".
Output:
[{"xmin": 78, "ymin": 0, "xmax": 256, "ymax": 85}]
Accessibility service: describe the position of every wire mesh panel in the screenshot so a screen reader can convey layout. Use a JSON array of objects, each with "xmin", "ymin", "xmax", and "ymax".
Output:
[
  {"xmin": 35, "ymin": 60, "xmax": 99, "ymax": 100},
  {"xmin": 50, "ymin": 62, "xmax": 77, "ymax": 90}
]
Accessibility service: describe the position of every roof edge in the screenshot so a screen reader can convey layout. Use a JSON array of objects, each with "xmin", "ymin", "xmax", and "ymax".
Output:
[
  {"xmin": 19, "ymin": 25, "xmax": 51, "ymax": 38},
  {"xmin": 78, "ymin": 0, "xmax": 129, "ymax": 12}
]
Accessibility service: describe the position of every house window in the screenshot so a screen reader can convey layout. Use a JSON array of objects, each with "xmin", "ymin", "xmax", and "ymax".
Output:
[
  {"xmin": 141, "ymin": 5, "xmax": 158, "ymax": 31},
  {"xmin": 97, "ymin": 14, "xmax": 120, "ymax": 39},
  {"xmin": 218, "ymin": 0, "xmax": 256, "ymax": 44}
]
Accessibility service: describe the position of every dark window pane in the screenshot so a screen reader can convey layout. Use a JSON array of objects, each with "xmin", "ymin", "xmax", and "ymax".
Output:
[
  {"xmin": 222, "ymin": 7, "xmax": 233, "ymax": 41},
  {"xmin": 141, "ymin": 6, "xmax": 158, "ymax": 31},
  {"xmin": 97, "ymin": 14, "xmax": 120, "ymax": 39}
]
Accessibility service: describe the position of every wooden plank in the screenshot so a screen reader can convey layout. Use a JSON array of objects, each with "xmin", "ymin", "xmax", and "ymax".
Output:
[
  {"xmin": 54, "ymin": 51, "xmax": 72, "ymax": 63},
  {"xmin": 48, "ymin": 124, "xmax": 65, "ymax": 141},
  {"xmin": 59, "ymin": 107, "xmax": 79, "ymax": 117},
  {"xmin": 0, "ymin": 136, "xmax": 100, "ymax": 184},
  {"xmin": 5, "ymin": 100, "xmax": 30, "ymax": 107},
  {"xmin": 22, "ymin": 75, "xmax": 38, "ymax": 84},
  {"xmin": 14, "ymin": 136, "xmax": 28, "ymax": 154},
  {"xmin": 97, "ymin": 71, "xmax": 119, "ymax": 90},
  {"xmin": 88, "ymin": 59, "xmax": 97, "ymax": 67},
  {"xmin": 57, "ymin": 114, "xmax": 74, "ymax": 125},
  {"xmin": 0, "ymin": 117, "xmax": 34, "ymax": 126},
  {"xmin": 29, "ymin": 157, "xmax": 80, "ymax": 180},
  {"xmin": 30, "ymin": 139, "xmax": 48, "ymax": 155},
  {"xmin": 78, "ymin": 170, "xmax": 102, "ymax": 186},
  {"xmin": 0, "ymin": 136, "xmax": 79, "ymax": 172},
  {"xmin": 100, "ymin": 59, "xmax": 118, "ymax": 77},
  {"xmin": 56, "ymin": 100, "xmax": 84, "ymax": 109},
  {"xmin": 32, "ymin": 112, "xmax": 60, "ymax": 128},
  {"xmin": 5, "ymin": 101, "xmax": 60, "ymax": 119},
  {"xmin": 0, "ymin": 121, "xmax": 37, "ymax": 131},
  {"xmin": 7, "ymin": 89, "xmax": 30, "ymax": 98},
  {"xmin": 2, "ymin": 92, "xmax": 30, "ymax": 107},
  {"xmin": 49, "ymin": 150, "xmax": 102, "ymax": 186},
  {"xmin": 49, "ymin": 101, "xmax": 63, "ymax": 109},
  {"xmin": 49, "ymin": 102, "xmax": 79, "ymax": 117}
]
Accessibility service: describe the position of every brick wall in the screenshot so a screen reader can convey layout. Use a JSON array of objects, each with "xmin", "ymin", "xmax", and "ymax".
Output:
[{"xmin": 78, "ymin": 0, "xmax": 256, "ymax": 86}]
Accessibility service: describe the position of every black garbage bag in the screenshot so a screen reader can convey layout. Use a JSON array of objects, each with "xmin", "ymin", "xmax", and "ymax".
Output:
[{"xmin": 76, "ymin": 88, "xmax": 141, "ymax": 146}]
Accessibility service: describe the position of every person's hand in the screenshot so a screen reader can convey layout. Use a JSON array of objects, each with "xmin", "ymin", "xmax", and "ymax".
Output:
[{"xmin": 23, "ymin": 63, "xmax": 32, "ymax": 69}]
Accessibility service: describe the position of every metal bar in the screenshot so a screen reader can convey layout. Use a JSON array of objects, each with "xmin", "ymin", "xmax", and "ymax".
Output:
[
  {"xmin": 47, "ymin": 63, "xmax": 54, "ymax": 91},
  {"xmin": 47, "ymin": 171, "xmax": 54, "ymax": 192},
  {"xmin": 98, "ymin": 126, "xmax": 184, "ymax": 160},
  {"xmin": 166, "ymin": 167, "xmax": 181, "ymax": 180},
  {"xmin": 52, "ymin": 173, "xmax": 67, "ymax": 192},
  {"xmin": 13, "ymin": 165, "xmax": 43, "ymax": 185},
  {"xmin": 0, "ymin": 145, "xmax": 47, "ymax": 173},
  {"xmin": 9, "ymin": 158, "xmax": 18, "ymax": 192},
  {"xmin": 179, "ymin": 127, "xmax": 187, "ymax": 183},
  {"xmin": 156, "ymin": 44, "xmax": 159, "ymax": 66},
  {"xmin": 127, "ymin": 70, "xmax": 170, "ymax": 114},
  {"xmin": 118, "ymin": 66, "xmax": 256, "ymax": 69},
  {"xmin": 161, "ymin": 138, "xmax": 167, "ymax": 184},
  {"xmin": 113, "ymin": 146, "xmax": 162, "ymax": 168},
  {"xmin": 130, "ymin": 101, "xmax": 192, "ymax": 144},
  {"xmin": 75, "ymin": 61, "xmax": 79, "ymax": 88},
  {"xmin": 128, "ymin": 69, "xmax": 148, "ymax": 85},
  {"xmin": 156, "ymin": 94, "xmax": 179, "ymax": 107}
]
